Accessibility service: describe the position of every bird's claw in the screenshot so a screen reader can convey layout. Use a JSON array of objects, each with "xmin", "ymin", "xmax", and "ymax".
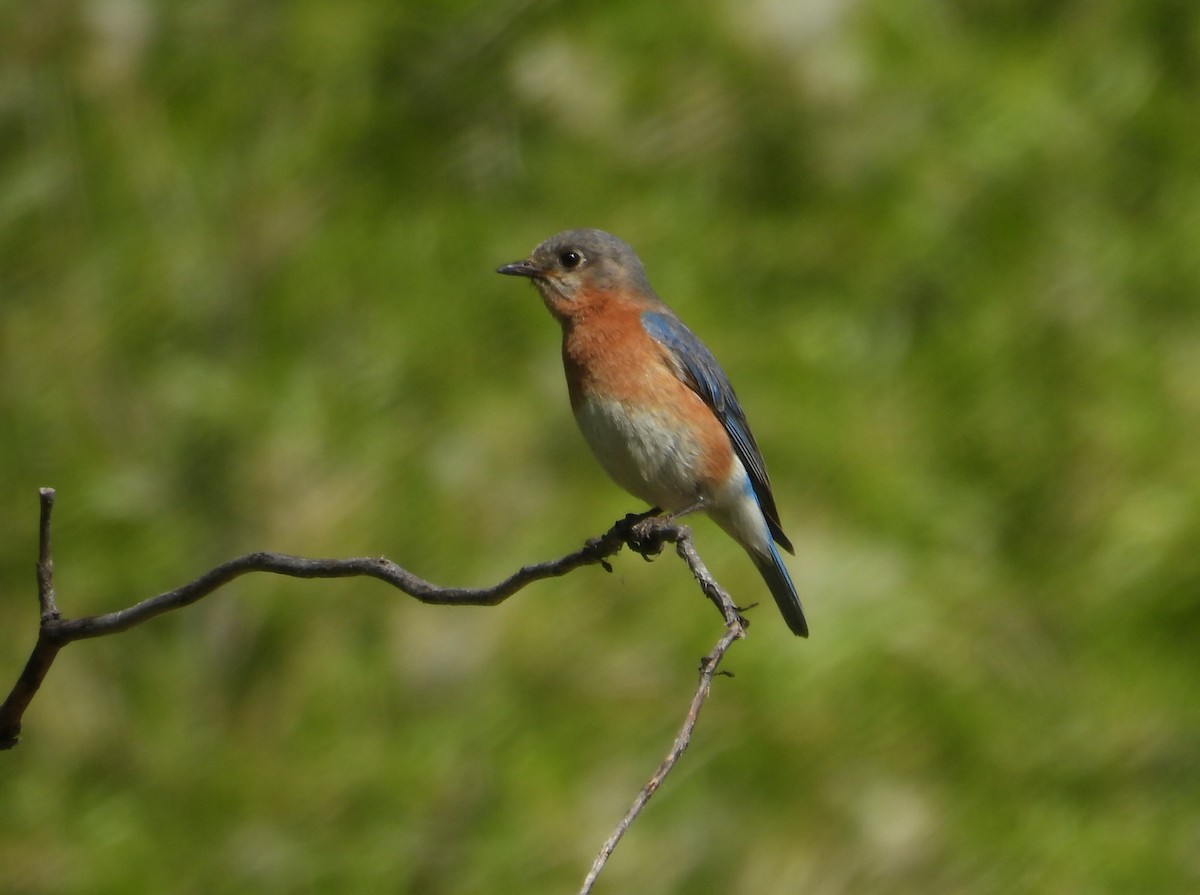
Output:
[{"xmin": 627, "ymin": 521, "xmax": 668, "ymax": 561}]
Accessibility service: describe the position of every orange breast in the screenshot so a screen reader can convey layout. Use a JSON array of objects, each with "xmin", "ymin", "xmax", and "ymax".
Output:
[{"xmin": 558, "ymin": 295, "xmax": 735, "ymax": 501}]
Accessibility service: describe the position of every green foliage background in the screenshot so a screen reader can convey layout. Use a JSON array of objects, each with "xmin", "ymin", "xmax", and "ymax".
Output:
[{"xmin": 3, "ymin": 0, "xmax": 1198, "ymax": 892}]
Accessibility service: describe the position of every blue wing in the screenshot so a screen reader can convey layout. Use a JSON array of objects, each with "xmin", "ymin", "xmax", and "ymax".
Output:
[{"xmin": 641, "ymin": 310, "xmax": 793, "ymax": 554}]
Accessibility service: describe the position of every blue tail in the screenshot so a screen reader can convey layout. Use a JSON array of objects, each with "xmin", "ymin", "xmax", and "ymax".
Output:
[{"xmin": 751, "ymin": 545, "xmax": 808, "ymax": 637}]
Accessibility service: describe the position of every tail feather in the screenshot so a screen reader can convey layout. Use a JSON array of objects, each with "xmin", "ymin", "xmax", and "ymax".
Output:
[{"xmin": 751, "ymin": 546, "xmax": 808, "ymax": 638}]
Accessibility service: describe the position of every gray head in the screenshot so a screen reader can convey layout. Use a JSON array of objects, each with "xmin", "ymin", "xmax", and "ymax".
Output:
[{"xmin": 497, "ymin": 229, "xmax": 658, "ymax": 315}]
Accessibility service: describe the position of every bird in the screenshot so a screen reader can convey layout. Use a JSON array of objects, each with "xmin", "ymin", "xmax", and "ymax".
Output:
[{"xmin": 497, "ymin": 228, "xmax": 808, "ymax": 637}]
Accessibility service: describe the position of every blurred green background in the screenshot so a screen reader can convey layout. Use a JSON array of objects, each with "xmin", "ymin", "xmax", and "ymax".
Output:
[{"xmin": 3, "ymin": 0, "xmax": 1199, "ymax": 892}]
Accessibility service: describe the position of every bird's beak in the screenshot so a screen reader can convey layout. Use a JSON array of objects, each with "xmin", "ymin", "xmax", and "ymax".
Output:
[{"xmin": 497, "ymin": 259, "xmax": 541, "ymax": 279}]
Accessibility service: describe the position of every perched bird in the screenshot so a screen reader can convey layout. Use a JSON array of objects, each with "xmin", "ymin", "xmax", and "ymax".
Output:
[{"xmin": 498, "ymin": 229, "xmax": 808, "ymax": 637}]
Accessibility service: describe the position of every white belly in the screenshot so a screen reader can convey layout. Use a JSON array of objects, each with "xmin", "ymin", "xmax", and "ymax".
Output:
[
  {"xmin": 573, "ymin": 396, "xmax": 705, "ymax": 512},
  {"xmin": 574, "ymin": 394, "xmax": 774, "ymax": 555}
]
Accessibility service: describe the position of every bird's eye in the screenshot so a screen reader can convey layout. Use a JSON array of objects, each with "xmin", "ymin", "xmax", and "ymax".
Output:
[{"xmin": 559, "ymin": 250, "xmax": 583, "ymax": 269}]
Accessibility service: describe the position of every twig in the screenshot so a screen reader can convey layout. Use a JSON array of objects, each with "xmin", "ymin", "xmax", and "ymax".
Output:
[
  {"xmin": 0, "ymin": 495, "xmax": 740, "ymax": 751},
  {"xmin": 579, "ymin": 613, "xmax": 745, "ymax": 894},
  {"xmin": 36, "ymin": 487, "xmax": 60, "ymax": 621},
  {"xmin": 1, "ymin": 488, "xmax": 755, "ymax": 895}
]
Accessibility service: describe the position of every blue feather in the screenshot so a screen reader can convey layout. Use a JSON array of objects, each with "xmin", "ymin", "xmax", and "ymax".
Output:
[
  {"xmin": 641, "ymin": 310, "xmax": 793, "ymax": 554},
  {"xmin": 750, "ymin": 542, "xmax": 808, "ymax": 637}
]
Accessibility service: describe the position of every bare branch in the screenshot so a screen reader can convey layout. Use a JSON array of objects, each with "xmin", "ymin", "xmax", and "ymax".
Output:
[
  {"xmin": 0, "ymin": 494, "xmax": 741, "ymax": 752},
  {"xmin": 2, "ymin": 488, "xmax": 756, "ymax": 895},
  {"xmin": 37, "ymin": 487, "xmax": 59, "ymax": 621},
  {"xmin": 579, "ymin": 618, "xmax": 745, "ymax": 894},
  {"xmin": 0, "ymin": 637, "xmax": 63, "ymax": 752}
]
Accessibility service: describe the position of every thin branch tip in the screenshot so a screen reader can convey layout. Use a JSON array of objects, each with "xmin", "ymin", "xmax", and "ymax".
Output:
[{"xmin": 36, "ymin": 486, "xmax": 60, "ymax": 621}]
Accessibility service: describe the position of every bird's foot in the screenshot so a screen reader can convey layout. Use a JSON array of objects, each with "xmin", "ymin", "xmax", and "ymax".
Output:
[{"xmin": 614, "ymin": 508, "xmax": 674, "ymax": 561}]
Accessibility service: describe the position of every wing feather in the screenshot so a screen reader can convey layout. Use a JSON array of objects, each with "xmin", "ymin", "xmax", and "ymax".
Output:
[{"xmin": 641, "ymin": 310, "xmax": 793, "ymax": 553}]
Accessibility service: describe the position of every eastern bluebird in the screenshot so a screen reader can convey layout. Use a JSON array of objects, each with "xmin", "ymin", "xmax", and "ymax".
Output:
[{"xmin": 498, "ymin": 229, "xmax": 808, "ymax": 637}]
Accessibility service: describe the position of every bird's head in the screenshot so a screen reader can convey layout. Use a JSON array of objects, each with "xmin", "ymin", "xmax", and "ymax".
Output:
[{"xmin": 497, "ymin": 228, "xmax": 656, "ymax": 321}]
